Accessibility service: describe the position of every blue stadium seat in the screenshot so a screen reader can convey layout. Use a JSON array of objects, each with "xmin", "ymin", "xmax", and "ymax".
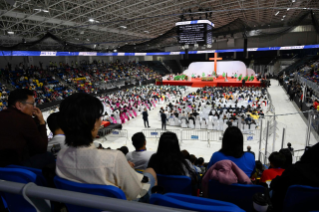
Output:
[
  {"xmin": 54, "ymin": 176, "xmax": 126, "ymax": 212},
  {"xmin": 149, "ymin": 193, "xmax": 245, "ymax": 212},
  {"xmin": 283, "ymin": 185, "xmax": 319, "ymax": 212},
  {"xmin": 0, "ymin": 167, "xmax": 38, "ymax": 212},
  {"xmin": 157, "ymin": 174, "xmax": 192, "ymax": 195},
  {"xmin": 208, "ymin": 180, "xmax": 265, "ymax": 212},
  {"xmin": 6, "ymin": 165, "xmax": 47, "ymax": 186}
]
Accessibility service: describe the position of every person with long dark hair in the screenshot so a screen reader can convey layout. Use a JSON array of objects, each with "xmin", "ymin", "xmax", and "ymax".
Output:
[
  {"xmin": 207, "ymin": 126, "xmax": 255, "ymax": 177},
  {"xmin": 56, "ymin": 93, "xmax": 157, "ymax": 201},
  {"xmin": 148, "ymin": 132, "xmax": 195, "ymax": 178}
]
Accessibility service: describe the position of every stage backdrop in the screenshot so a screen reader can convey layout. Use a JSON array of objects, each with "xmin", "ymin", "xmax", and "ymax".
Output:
[{"xmin": 184, "ymin": 61, "xmax": 253, "ymax": 77}]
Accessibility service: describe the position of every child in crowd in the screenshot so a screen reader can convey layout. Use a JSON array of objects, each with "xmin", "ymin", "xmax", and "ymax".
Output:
[{"xmin": 260, "ymin": 152, "xmax": 286, "ymax": 183}]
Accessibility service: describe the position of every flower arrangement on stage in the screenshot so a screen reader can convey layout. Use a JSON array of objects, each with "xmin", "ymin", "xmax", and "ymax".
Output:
[
  {"xmin": 249, "ymin": 75, "xmax": 255, "ymax": 81},
  {"xmin": 173, "ymin": 74, "xmax": 188, "ymax": 80},
  {"xmin": 202, "ymin": 77, "xmax": 214, "ymax": 81},
  {"xmin": 238, "ymin": 74, "xmax": 243, "ymax": 80}
]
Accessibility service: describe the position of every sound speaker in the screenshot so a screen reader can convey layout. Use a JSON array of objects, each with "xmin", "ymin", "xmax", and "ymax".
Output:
[
  {"xmin": 185, "ymin": 49, "xmax": 189, "ymax": 59},
  {"xmin": 244, "ymin": 38, "xmax": 247, "ymax": 56}
]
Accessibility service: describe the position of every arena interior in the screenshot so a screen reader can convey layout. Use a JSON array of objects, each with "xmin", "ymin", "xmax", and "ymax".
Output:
[{"xmin": 0, "ymin": 0, "xmax": 319, "ymax": 211}]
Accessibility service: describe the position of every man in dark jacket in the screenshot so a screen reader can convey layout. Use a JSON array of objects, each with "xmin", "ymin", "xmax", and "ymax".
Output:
[
  {"xmin": 0, "ymin": 89, "xmax": 54, "ymax": 168},
  {"xmin": 142, "ymin": 108, "xmax": 150, "ymax": 128},
  {"xmin": 161, "ymin": 111, "xmax": 167, "ymax": 130},
  {"xmin": 270, "ymin": 143, "xmax": 319, "ymax": 211}
]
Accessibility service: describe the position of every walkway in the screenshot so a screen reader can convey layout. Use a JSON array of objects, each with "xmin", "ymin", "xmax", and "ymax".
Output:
[{"xmin": 267, "ymin": 79, "xmax": 317, "ymax": 155}]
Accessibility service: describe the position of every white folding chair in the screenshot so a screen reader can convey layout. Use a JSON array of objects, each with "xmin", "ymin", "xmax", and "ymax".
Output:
[
  {"xmin": 243, "ymin": 124, "xmax": 250, "ymax": 133},
  {"xmin": 207, "ymin": 120, "xmax": 214, "ymax": 130},
  {"xmin": 223, "ymin": 123, "xmax": 228, "ymax": 131},
  {"xmin": 189, "ymin": 121, "xmax": 195, "ymax": 129},
  {"xmin": 181, "ymin": 119, "xmax": 188, "ymax": 128},
  {"xmin": 200, "ymin": 120, "xmax": 207, "ymax": 129},
  {"xmin": 195, "ymin": 120, "xmax": 201, "ymax": 129}
]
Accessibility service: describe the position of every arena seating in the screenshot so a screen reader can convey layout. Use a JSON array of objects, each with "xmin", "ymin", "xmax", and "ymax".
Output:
[
  {"xmin": 157, "ymin": 174, "xmax": 192, "ymax": 195},
  {"xmin": 208, "ymin": 180, "xmax": 266, "ymax": 212},
  {"xmin": 0, "ymin": 167, "xmax": 40, "ymax": 212},
  {"xmin": 0, "ymin": 83, "xmax": 9, "ymax": 111},
  {"xmin": 149, "ymin": 193, "xmax": 245, "ymax": 212},
  {"xmin": 282, "ymin": 185, "xmax": 319, "ymax": 212},
  {"xmin": 54, "ymin": 176, "xmax": 126, "ymax": 212}
]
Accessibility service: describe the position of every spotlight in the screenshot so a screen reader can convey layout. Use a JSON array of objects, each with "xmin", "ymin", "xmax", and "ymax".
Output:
[{"xmin": 114, "ymin": 49, "xmax": 117, "ymax": 52}]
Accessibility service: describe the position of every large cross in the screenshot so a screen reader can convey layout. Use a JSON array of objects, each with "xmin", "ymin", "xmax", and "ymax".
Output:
[{"xmin": 209, "ymin": 52, "xmax": 223, "ymax": 75}]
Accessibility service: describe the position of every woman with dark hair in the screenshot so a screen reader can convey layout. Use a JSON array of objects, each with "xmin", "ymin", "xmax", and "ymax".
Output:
[
  {"xmin": 207, "ymin": 126, "xmax": 255, "ymax": 177},
  {"xmin": 56, "ymin": 93, "xmax": 157, "ymax": 201},
  {"xmin": 148, "ymin": 132, "xmax": 195, "ymax": 178}
]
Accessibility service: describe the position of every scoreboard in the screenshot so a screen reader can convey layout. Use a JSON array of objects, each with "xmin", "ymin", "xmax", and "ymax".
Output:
[{"xmin": 176, "ymin": 20, "xmax": 214, "ymax": 46}]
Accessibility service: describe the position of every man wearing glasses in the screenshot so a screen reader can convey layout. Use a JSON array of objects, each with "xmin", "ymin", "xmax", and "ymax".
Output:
[{"xmin": 0, "ymin": 89, "xmax": 54, "ymax": 168}]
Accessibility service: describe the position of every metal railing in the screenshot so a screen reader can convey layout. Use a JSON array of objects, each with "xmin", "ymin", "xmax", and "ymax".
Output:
[
  {"xmin": 98, "ymin": 128, "xmax": 129, "ymax": 145},
  {"xmin": 0, "ymin": 181, "xmax": 190, "ymax": 212},
  {"xmin": 142, "ymin": 128, "xmax": 223, "ymax": 148}
]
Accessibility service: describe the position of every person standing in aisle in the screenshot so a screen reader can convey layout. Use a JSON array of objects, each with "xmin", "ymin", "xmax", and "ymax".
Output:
[
  {"xmin": 142, "ymin": 108, "xmax": 150, "ymax": 128},
  {"xmin": 161, "ymin": 111, "xmax": 167, "ymax": 130}
]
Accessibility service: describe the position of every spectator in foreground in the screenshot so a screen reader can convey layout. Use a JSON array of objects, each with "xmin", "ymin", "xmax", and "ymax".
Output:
[
  {"xmin": 126, "ymin": 132, "xmax": 154, "ymax": 170},
  {"xmin": 56, "ymin": 93, "xmax": 157, "ymax": 201},
  {"xmin": 270, "ymin": 142, "xmax": 319, "ymax": 211},
  {"xmin": 260, "ymin": 152, "xmax": 286, "ymax": 183},
  {"xmin": 0, "ymin": 89, "xmax": 54, "ymax": 168},
  {"xmin": 207, "ymin": 126, "xmax": 255, "ymax": 177},
  {"xmin": 195, "ymin": 157, "xmax": 205, "ymax": 173},
  {"xmin": 148, "ymin": 132, "xmax": 195, "ymax": 179},
  {"xmin": 47, "ymin": 112, "xmax": 66, "ymax": 153},
  {"xmin": 117, "ymin": 146, "xmax": 129, "ymax": 156}
]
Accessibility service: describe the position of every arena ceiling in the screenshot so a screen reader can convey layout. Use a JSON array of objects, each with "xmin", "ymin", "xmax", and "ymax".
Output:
[{"xmin": 0, "ymin": 0, "xmax": 318, "ymax": 51}]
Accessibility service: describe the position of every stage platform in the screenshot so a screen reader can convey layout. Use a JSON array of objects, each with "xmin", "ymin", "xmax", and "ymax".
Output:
[{"xmin": 157, "ymin": 76, "xmax": 262, "ymax": 87}]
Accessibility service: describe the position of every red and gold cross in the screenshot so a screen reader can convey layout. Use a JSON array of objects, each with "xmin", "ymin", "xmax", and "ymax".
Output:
[{"xmin": 209, "ymin": 52, "xmax": 223, "ymax": 75}]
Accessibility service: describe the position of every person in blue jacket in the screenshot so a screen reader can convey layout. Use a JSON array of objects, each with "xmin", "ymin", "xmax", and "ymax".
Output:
[{"xmin": 207, "ymin": 126, "xmax": 255, "ymax": 177}]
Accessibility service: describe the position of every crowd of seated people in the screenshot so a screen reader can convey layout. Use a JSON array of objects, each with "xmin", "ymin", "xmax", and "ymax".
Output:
[
  {"xmin": 98, "ymin": 85, "xmax": 184, "ymax": 125},
  {"xmin": 0, "ymin": 83, "xmax": 9, "ymax": 111},
  {"xmin": 0, "ymin": 89, "xmax": 319, "ymax": 212},
  {"xmin": 54, "ymin": 60, "xmax": 161, "ymax": 94},
  {"xmin": 161, "ymin": 86, "xmax": 268, "ymax": 129},
  {"xmin": 1, "ymin": 63, "xmax": 74, "ymax": 105}
]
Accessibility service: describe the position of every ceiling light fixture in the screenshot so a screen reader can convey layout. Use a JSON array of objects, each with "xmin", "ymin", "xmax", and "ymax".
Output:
[
  {"xmin": 42, "ymin": 9, "xmax": 49, "ymax": 12},
  {"xmin": 275, "ymin": 11, "xmax": 280, "ymax": 16},
  {"xmin": 7, "ymin": 31, "xmax": 14, "ymax": 34},
  {"xmin": 89, "ymin": 19, "xmax": 94, "ymax": 22},
  {"xmin": 86, "ymin": 39, "xmax": 90, "ymax": 41},
  {"xmin": 144, "ymin": 31, "xmax": 149, "ymax": 33},
  {"xmin": 119, "ymin": 26, "xmax": 127, "ymax": 29},
  {"xmin": 287, "ymin": 8, "xmax": 290, "ymax": 10},
  {"xmin": 283, "ymin": 15, "xmax": 286, "ymax": 18},
  {"xmin": 292, "ymin": 0, "xmax": 295, "ymax": 2}
]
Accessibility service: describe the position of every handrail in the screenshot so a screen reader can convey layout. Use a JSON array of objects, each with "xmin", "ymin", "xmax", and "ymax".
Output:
[{"xmin": 0, "ymin": 181, "xmax": 192, "ymax": 212}]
